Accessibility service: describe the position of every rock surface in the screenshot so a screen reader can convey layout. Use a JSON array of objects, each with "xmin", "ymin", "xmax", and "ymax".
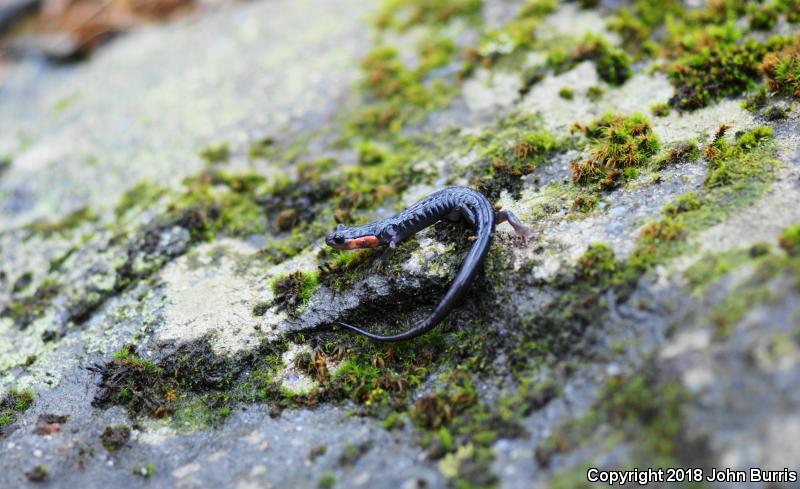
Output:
[{"xmin": 1, "ymin": 0, "xmax": 800, "ymax": 488}]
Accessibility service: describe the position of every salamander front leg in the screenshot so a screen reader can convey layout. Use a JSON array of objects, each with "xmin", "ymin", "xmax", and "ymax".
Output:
[
  {"xmin": 496, "ymin": 210, "xmax": 534, "ymax": 244},
  {"xmin": 372, "ymin": 240, "xmax": 398, "ymax": 272}
]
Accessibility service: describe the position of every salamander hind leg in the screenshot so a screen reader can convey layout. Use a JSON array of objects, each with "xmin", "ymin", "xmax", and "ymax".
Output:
[{"xmin": 496, "ymin": 210, "xmax": 534, "ymax": 244}]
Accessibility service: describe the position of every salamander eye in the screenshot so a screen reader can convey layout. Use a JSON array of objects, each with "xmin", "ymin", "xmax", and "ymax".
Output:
[{"xmin": 333, "ymin": 235, "xmax": 345, "ymax": 244}]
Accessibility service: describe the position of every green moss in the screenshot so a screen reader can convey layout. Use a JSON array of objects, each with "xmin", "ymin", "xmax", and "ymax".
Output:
[
  {"xmin": 539, "ymin": 369, "xmax": 688, "ymax": 468},
  {"xmin": 651, "ymin": 140, "xmax": 699, "ymax": 170},
  {"xmin": 27, "ymin": 207, "xmax": 98, "ymax": 237},
  {"xmin": 711, "ymin": 285, "xmax": 774, "ymax": 337},
  {"xmin": 0, "ymin": 388, "xmax": 34, "ymax": 435},
  {"xmin": 466, "ymin": 113, "xmax": 564, "ymax": 200},
  {"xmin": 586, "ymin": 85, "xmax": 604, "ymax": 101},
  {"xmin": 666, "ymin": 34, "xmax": 795, "ymax": 110},
  {"xmin": 177, "ymin": 170, "xmax": 267, "ymax": 237},
  {"xmin": 570, "ymin": 192, "xmax": 598, "ymax": 214},
  {"xmin": 318, "ymin": 473, "xmax": 336, "ymax": 489},
  {"xmin": 780, "ymin": 0, "xmax": 800, "ymax": 22},
  {"xmin": 650, "ymin": 102, "xmax": 670, "ymax": 117},
  {"xmin": 418, "ymin": 35, "xmax": 457, "ymax": 73},
  {"xmin": 247, "ymin": 136, "xmax": 275, "ymax": 160},
  {"xmin": 374, "ymin": 0, "xmax": 483, "ymax": 31},
  {"xmin": 100, "ymin": 425, "xmax": 131, "ymax": 451},
  {"xmin": 199, "ymin": 142, "xmax": 230, "ymax": 164},
  {"xmin": 25, "ymin": 465, "xmax": 48, "ymax": 482},
  {"xmin": 743, "ymin": 85, "xmax": 769, "ymax": 112},
  {"xmin": 779, "ymin": 224, "xmax": 800, "ymax": 256},
  {"xmin": 761, "ymin": 42, "xmax": 800, "ymax": 98},
  {"xmin": 558, "ymin": 87, "xmax": 574, "ymax": 100},
  {"xmin": 764, "ymin": 105, "xmax": 789, "ymax": 120},
  {"xmin": 703, "ymin": 126, "xmax": 774, "ymax": 190},
  {"xmin": 550, "ymin": 35, "xmax": 632, "ymax": 86},
  {"xmin": 749, "ymin": 3, "xmax": 780, "ymax": 30},
  {"xmin": 1, "ymin": 278, "xmax": 60, "ymax": 329},
  {"xmin": 662, "ymin": 192, "xmax": 702, "ymax": 216},
  {"xmin": 607, "ymin": 0, "xmax": 684, "ymax": 52},
  {"xmin": 571, "ymin": 112, "xmax": 659, "ymax": 189},
  {"xmin": 347, "ymin": 42, "xmax": 458, "ymax": 138},
  {"xmin": 114, "ymin": 181, "xmax": 167, "ymax": 220},
  {"xmin": 133, "ymin": 463, "xmax": 156, "ymax": 478},
  {"xmin": 271, "ymin": 271, "xmax": 320, "ymax": 315},
  {"xmin": 685, "ymin": 249, "xmax": 749, "ymax": 292}
]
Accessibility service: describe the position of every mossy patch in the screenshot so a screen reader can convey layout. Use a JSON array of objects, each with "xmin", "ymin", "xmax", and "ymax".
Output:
[
  {"xmin": 550, "ymin": 34, "xmax": 632, "ymax": 86},
  {"xmin": 0, "ymin": 387, "xmax": 34, "ymax": 437},
  {"xmin": 114, "ymin": 182, "xmax": 167, "ymax": 220},
  {"xmin": 199, "ymin": 142, "xmax": 230, "ymax": 164},
  {"xmin": 761, "ymin": 42, "xmax": 800, "ymax": 98},
  {"xmin": 537, "ymin": 368, "xmax": 689, "ymax": 468},
  {"xmin": 100, "ymin": 425, "xmax": 131, "ymax": 451},
  {"xmin": 703, "ymin": 126, "xmax": 774, "ymax": 190},
  {"xmin": 571, "ymin": 112, "xmax": 659, "ymax": 189},
  {"xmin": 26, "ymin": 207, "xmax": 98, "ymax": 238},
  {"xmin": 271, "ymin": 271, "xmax": 320, "ymax": 316},
  {"xmin": 465, "ymin": 113, "xmax": 566, "ymax": 200},
  {"xmin": 374, "ymin": 0, "xmax": 483, "ymax": 31},
  {"xmin": 779, "ymin": 223, "xmax": 800, "ymax": 256}
]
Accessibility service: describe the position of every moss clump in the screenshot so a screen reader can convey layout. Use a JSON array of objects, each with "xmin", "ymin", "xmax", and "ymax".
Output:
[
  {"xmin": 629, "ymin": 217, "xmax": 685, "ymax": 271},
  {"xmin": 374, "ymin": 0, "xmax": 482, "ymax": 31},
  {"xmin": 318, "ymin": 473, "xmax": 336, "ymax": 489},
  {"xmin": 558, "ymin": 87, "xmax": 574, "ymax": 100},
  {"xmin": 666, "ymin": 35, "xmax": 795, "ymax": 111},
  {"xmin": 91, "ymin": 340, "xmax": 246, "ymax": 425},
  {"xmin": 571, "ymin": 113, "xmax": 659, "ymax": 189},
  {"xmin": 749, "ymin": 3, "xmax": 780, "ymax": 30},
  {"xmin": 0, "ymin": 388, "xmax": 34, "ymax": 436},
  {"xmin": 551, "ymin": 35, "xmax": 632, "ymax": 86},
  {"xmin": 650, "ymin": 140, "xmax": 699, "ymax": 169},
  {"xmin": 570, "ymin": 192, "xmax": 598, "ymax": 214},
  {"xmin": 763, "ymin": 105, "xmax": 788, "ymax": 120},
  {"xmin": 27, "ymin": 207, "xmax": 98, "ymax": 237},
  {"xmin": 607, "ymin": 0, "xmax": 683, "ymax": 53},
  {"xmin": 662, "ymin": 192, "xmax": 702, "ymax": 216},
  {"xmin": 538, "ymin": 368, "xmax": 688, "ymax": 467},
  {"xmin": 114, "ymin": 181, "xmax": 167, "ymax": 220},
  {"xmin": 1, "ymin": 279, "xmax": 60, "ymax": 329},
  {"xmin": 650, "ymin": 102, "xmax": 670, "ymax": 117},
  {"xmin": 586, "ymin": 85, "xmax": 604, "ymax": 101},
  {"xmin": 199, "ymin": 142, "xmax": 230, "ymax": 164},
  {"xmin": 177, "ymin": 170, "xmax": 267, "ymax": 237},
  {"xmin": 247, "ymin": 136, "xmax": 275, "ymax": 160},
  {"xmin": 576, "ymin": 243, "xmax": 631, "ymax": 288},
  {"xmin": 272, "ymin": 271, "xmax": 320, "ymax": 315},
  {"xmin": 350, "ymin": 44, "xmax": 456, "ymax": 137},
  {"xmin": 466, "ymin": 114, "xmax": 564, "ymax": 200},
  {"xmin": 356, "ymin": 142, "xmax": 386, "ymax": 166},
  {"xmin": 779, "ymin": 224, "xmax": 800, "ymax": 256},
  {"xmin": 781, "ymin": 0, "xmax": 800, "ymax": 23},
  {"xmin": 418, "ymin": 35, "xmax": 457, "ymax": 73},
  {"xmin": 25, "ymin": 465, "xmax": 48, "ymax": 482},
  {"xmin": 133, "ymin": 463, "xmax": 156, "ymax": 478},
  {"xmin": 703, "ymin": 126, "xmax": 774, "ymax": 189},
  {"xmin": 100, "ymin": 425, "xmax": 131, "ymax": 451},
  {"xmin": 760, "ymin": 42, "xmax": 800, "ymax": 98}
]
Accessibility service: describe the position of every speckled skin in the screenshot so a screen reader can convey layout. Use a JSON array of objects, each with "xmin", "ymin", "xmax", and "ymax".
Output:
[{"xmin": 326, "ymin": 187, "xmax": 530, "ymax": 342}]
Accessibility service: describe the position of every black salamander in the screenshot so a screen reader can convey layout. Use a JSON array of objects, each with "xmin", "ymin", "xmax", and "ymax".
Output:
[{"xmin": 325, "ymin": 186, "xmax": 531, "ymax": 342}]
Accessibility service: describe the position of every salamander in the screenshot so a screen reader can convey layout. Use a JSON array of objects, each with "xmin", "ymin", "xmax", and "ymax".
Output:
[{"xmin": 325, "ymin": 186, "xmax": 531, "ymax": 342}]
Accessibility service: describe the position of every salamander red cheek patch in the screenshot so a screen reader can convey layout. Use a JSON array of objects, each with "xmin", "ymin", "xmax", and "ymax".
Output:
[{"xmin": 345, "ymin": 236, "xmax": 379, "ymax": 249}]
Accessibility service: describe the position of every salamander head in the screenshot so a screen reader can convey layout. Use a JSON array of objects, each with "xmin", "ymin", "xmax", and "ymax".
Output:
[{"xmin": 326, "ymin": 223, "xmax": 382, "ymax": 250}]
